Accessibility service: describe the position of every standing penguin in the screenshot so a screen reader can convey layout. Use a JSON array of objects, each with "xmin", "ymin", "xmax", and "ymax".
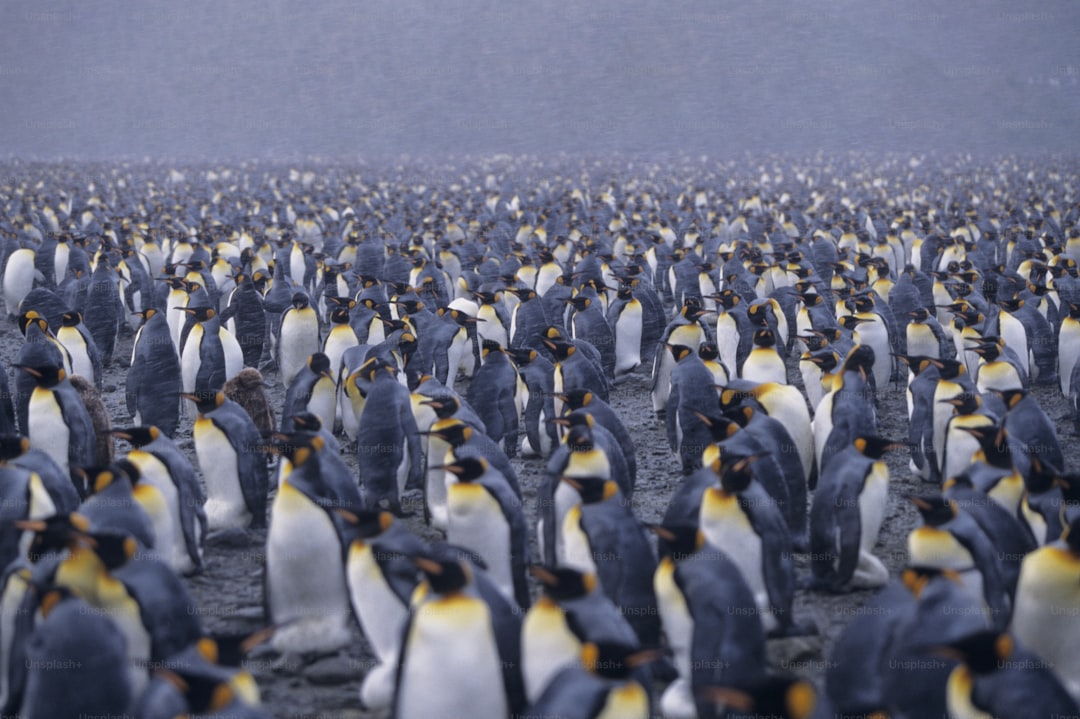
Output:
[
  {"xmin": 505, "ymin": 347, "xmax": 560, "ymax": 459},
  {"xmin": 651, "ymin": 522, "xmax": 767, "ymax": 719},
  {"xmin": 18, "ymin": 590, "xmax": 133, "ymax": 719},
  {"xmin": 220, "ymin": 271, "xmax": 267, "ymax": 368},
  {"xmin": 699, "ymin": 454, "xmax": 798, "ymax": 636},
  {"xmin": 809, "ymin": 436, "xmax": 902, "ymax": 592},
  {"xmin": 277, "ymin": 291, "xmax": 321, "ymax": 387},
  {"xmin": 186, "ymin": 391, "xmax": 269, "ymax": 531},
  {"xmin": 567, "ymin": 295, "xmax": 616, "ymax": 379},
  {"xmin": 465, "ymin": 340, "xmax": 521, "ymax": 457},
  {"xmin": 557, "ymin": 476, "xmax": 661, "ymax": 653},
  {"xmin": 1010, "ymin": 514, "xmax": 1080, "ymax": 704},
  {"xmin": 126, "ymin": 308, "xmax": 181, "ymax": 437},
  {"xmin": 55, "ymin": 311, "xmax": 103, "ymax": 389},
  {"xmin": 280, "ymin": 353, "xmax": 336, "ymax": 433},
  {"xmin": 522, "ymin": 641, "xmax": 652, "ymax": 719},
  {"xmin": 16, "ymin": 363, "xmax": 95, "ymax": 476},
  {"xmin": 651, "ymin": 300, "xmax": 710, "ymax": 417},
  {"xmin": 336, "ymin": 508, "xmax": 425, "ymax": 712},
  {"xmin": 13, "ymin": 314, "xmax": 70, "ymax": 434},
  {"xmin": 80, "ymin": 250, "xmax": 122, "ymax": 365},
  {"xmin": 265, "ymin": 432, "xmax": 354, "ymax": 656},
  {"xmin": 355, "ymin": 360, "xmax": 423, "ymax": 514},
  {"xmin": 113, "ymin": 426, "xmax": 206, "ymax": 576},
  {"xmin": 443, "ymin": 456, "xmax": 530, "ymax": 609},
  {"xmin": 179, "ymin": 306, "xmax": 244, "ymax": 408},
  {"xmin": 394, "ymin": 551, "xmax": 524, "ymax": 719}
]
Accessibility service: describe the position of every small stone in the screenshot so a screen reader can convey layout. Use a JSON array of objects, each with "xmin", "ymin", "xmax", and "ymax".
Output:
[{"xmin": 304, "ymin": 654, "xmax": 357, "ymax": 685}]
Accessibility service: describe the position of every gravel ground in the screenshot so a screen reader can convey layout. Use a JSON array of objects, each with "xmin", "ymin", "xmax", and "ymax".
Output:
[{"xmin": 6, "ymin": 303, "xmax": 1075, "ymax": 719}]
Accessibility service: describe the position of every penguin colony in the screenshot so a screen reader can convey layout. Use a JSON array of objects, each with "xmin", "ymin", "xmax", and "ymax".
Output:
[{"xmin": 0, "ymin": 155, "xmax": 1077, "ymax": 718}]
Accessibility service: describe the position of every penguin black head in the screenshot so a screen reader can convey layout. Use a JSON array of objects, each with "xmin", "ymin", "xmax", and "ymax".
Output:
[
  {"xmin": 529, "ymin": 565, "xmax": 597, "ymax": 600},
  {"xmin": 666, "ymin": 343, "xmax": 694, "ymax": 362},
  {"xmin": 651, "ymin": 521, "xmax": 705, "ymax": 561},
  {"xmin": 291, "ymin": 412, "xmax": 325, "ymax": 433},
  {"xmin": 907, "ymin": 494, "xmax": 958, "ymax": 527},
  {"xmin": 928, "ymin": 357, "xmax": 965, "ymax": 380},
  {"xmin": 157, "ymin": 667, "xmax": 246, "ymax": 715},
  {"xmin": 581, "ymin": 641, "xmax": 655, "ymax": 681},
  {"xmin": 0, "ymin": 434, "xmax": 30, "ymax": 460},
  {"xmin": 957, "ymin": 424, "xmax": 1011, "ymax": 469},
  {"xmin": 693, "ymin": 411, "xmax": 740, "ymax": 442},
  {"xmin": 699, "ymin": 675, "xmax": 817, "ymax": 719},
  {"xmin": 335, "ymin": 507, "xmax": 395, "ymax": 539},
  {"xmin": 413, "ymin": 555, "xmax": 471, "ymax": 596},
  {"xmin": 329, "ymin": 307, "xmax": 351, "ymax": 325},
  {"xmin": 842, "ymin": 345, "xmax": 877, "ymax": 376},
  {"xmin": 14, "ymin": 363, "xmax": 66, "ymax": 388},
  {"xmin": 59, "ymin": 311, "xmax": 82, "ymax": 327},
  {"xmin": 16, "ymin": 512, "xmax": 92, "ymax": 562},
  {"xmin": 503, "ymin": 347, "xmax": 537, "ymax": 366},
  {"xmin": 110, "ymin": 426, "xmax": 162, "ymax": 447},
  {"xmin": 541, "ymin": 336, "xmax": 574, "ymax": 359},
  {"xmin": 697, "ymin": 342, "xmax": 720, "ymax": 362},
  {"xmin": 420, "ymin": 395, "xmax": 461, "ymax": 420},
  {"xmin": 713, "ymin": 454, "xmax": 761, "ymax": 494},
  {"xmin": 930, "ymin": 631, "xmax": 1015, "ymax": 676},
  {"xmin": 900, "ymin": 565, "xmax": 963, "ymax": 598},
  {"xmin": 268, "ymin": 432, "xmax": 324, "ymax": 467},
  {"xmin": 17, "ymin": 314, "xmax": 49, "ymax": 338},
  {"xmin": 181, "ymin": 390, "xmax": 226, "ymax": 415},
  {"xmin": 426, "ymin": 419, "xmax": 471, "ymax": 447},
  {"xmin": 441, "ymin": 456, "xmax": 489, "ymax": 483},
  {"xmin": 752, "ymin": 328, "xmax": 777, "ymax": 348},
  {"xmin": 290, "ymin": 292, "xmax": 310, "ymax": 309},
  {"xmin": 180, "ymin": 306, "xmax": 216, "ymax": 323},
  {"xmin": 940, "ymin": 392, "xmax": 981, "ymax": 415},
  {"xmin": 481, "ymin": 339, "xmax": 503, "ymax": 357},
  {"xmin": 853, "ymin": 435, "xmax": 904, "ymax": 459},
  {"xmin": 558, "ymin": 388, "xmax": 594, "ymax": 411},
  {"xmin": 307, "ymin": 352, "xmax": 332, "ymax": 378},
  {"xmin": 560, "ymin": 475, "xmax": 617, "ymax": 504}
]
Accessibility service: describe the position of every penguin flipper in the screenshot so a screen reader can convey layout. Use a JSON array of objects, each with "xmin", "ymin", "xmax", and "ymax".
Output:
[{"xmin": 125, "ymin": 358, "xmax": 141, "ymax": 418}]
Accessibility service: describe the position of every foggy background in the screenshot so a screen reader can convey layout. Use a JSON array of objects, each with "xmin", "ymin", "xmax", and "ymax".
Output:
[{"xmin": 2, "ymin": 0, "xmax": 1078, "ymax": 160}]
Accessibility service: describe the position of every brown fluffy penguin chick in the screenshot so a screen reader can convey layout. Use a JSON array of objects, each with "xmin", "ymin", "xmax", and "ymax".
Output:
[
  {"xmin": 68, "ymin": 374, "xmax": 113, "ymax": 465},
  {"xmin": 223, "ymin": 368, "xmax": 276, "ymax": 438}
]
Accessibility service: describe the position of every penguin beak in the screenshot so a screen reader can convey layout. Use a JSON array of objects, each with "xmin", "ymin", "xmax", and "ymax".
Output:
[
  {"xmin": 109, "ymin": 429, "xmax": 133, "ymax": 441},
  {"xmin": 179, "ymin": 392, "xmax": 201, "ymax": 403},
  {"xmin": 546, "ymin": 417, "xmax": 570, "ymax": 426},
  {"xmin": 13, "ymin": 365, "xmax": 40, "ymax": 378}
]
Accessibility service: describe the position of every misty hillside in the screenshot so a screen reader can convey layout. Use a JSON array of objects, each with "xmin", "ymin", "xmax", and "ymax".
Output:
[{"xmin": 1, "ymin": 0, "xmax": 1078, "ymax": 159}]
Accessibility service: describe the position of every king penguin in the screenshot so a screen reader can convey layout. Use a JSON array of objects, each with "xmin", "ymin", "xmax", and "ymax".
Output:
[
  {"xmin": 126, "ymin": 308, "xmax": 181, "ymax": 437},
  {"xmin": 17, "ymin": 362, "xmax": 96, "ymax": 476},
  {"xmin": 278, "ymin": 291, "xmax": 321, "ymax": 387},
  {"xmin": 264, "ymin": 432, "xmax": 353, "ymax": 656},
  {"xmin": 809, "ymin": 435, "xmax": 902, "ymax": 592},
  {"xmin": 186, "ymin": 391, "xmax": 269, "ymax": 531},
  {"xmin": 55, "ymin": 311, "xmax": 103, "ymax": 389}
]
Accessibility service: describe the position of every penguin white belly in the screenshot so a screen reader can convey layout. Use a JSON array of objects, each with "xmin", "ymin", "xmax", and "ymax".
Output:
[
  {"xmin": 193, "ymin": 418, "xmax": 250, "ymax": 530},
  {"xmin": 800, "ymin": 359, "xmax": 824, "ymax": 411},
  {"xmin": 654, "ymin": 560, "xmax": 692, "ymax": 680},
  {"xmin": 598, "ymin": 682, "xmax": 650, "ymax": 719},
  {"xmin": 0, "ymin": 572, "xmax": 29, "ymax": 708},
  {"xmin": 397, "ymin": 597, "xmax": 507, "ymax": 719},
  {"xmin": 907, "ymin": 326, "xmax": 940, "ymax": 360},
  {"xmin": 931, "ymin": 385, "xmax": 960, "ymax": 473},
  {"xmin": 760, "ymin": 386, "xmax": 815, "ymax": 482},
  {"xmin": 347, "ymin": 541, "xmax": 408, "ymax": 662},
  {"xmin": 323, "ymin": 330, "xmax": 358, "ymax": 383},
  {"xmin": 853, "ymin": 463, "xmax": 890, "ymax": 588},
  {"xmin": 424, "ymin": 441, "xmax": 452, "ymax": 532},
  {"xmin": 267, "ymin": 481, "xmax": 350, "ymax": 654},
  {"xmin": 908, "ymin": 529, "xmax": 985, "ymax": 608},
  {"xmin": 715, "ymin": 315, "xmax": 740, "ymax": 376},
  {"xmin": 522, "ymin": 600, "xmax": 579, "ymax": 703},
  {"xmin": 279, "ymin": 315, "xmax": 320, "ymax": 386},
  {"xmin": 855, "ymin": 320, "xmax": 892, "ymax": 389},
  {"xmin": 133, "ymin": 484, "xmax": 179, "ymax": 569},
  {"xmin": 700, "ymin": 502, "xmax": 773, "ymax": 631},
  {"xmin": 57, "ymin": 330, "xmax": 94, "ymax": 383},
  {"xmin": 3, "ymin": 249, "xmax": 35, "ymax": 315},
  {"xmin": 614, "ymin": 303, "xmax": 643, "ymax": 376},
  {"xmin": 166, "ymin": 293, "xmax": 187, "ymax": 351},
  {"xmin": 559, "ymin": 508, "xmax": 598, "ymax": 577},
  {"xmin": 477, "ymin": 306, "xmax": 508, "ymax": 347},
  {"xmin": 1010, "ymin": 547, "xmax": 1080, "ymax": 703},
  {"xmin": 307, "ymin": 378, "xmax": 337, "ymax": 429},
  {"xmin": 812, "ymin": 391, "xmax": 836, "ymax": 473},
  {"xmin": 28, "ymin": 388, "xmax": 69, "ymax": 474},
  {"xmin": 219, "ymin": 327, "xmax": 244, "ymax": 382},
  {"xmin": 741, "ymin": 348, "xmax": 786, "ymax": 385},
  {"xmin": 447, "ymin": 484, "xmax": 514, "ymax": 602},
  {"xmin": 100, "ymin": 592, "xmax": 152, "ymax": 697},
  {"xmin": 341, "ymin": 379, "xmax": 365, "ymax": 443},
  {"xmin": 1060, "ymin": 320, "xmax": 1080, "ymax": 397},
  {"xmin": 180, "ymin": 324, "xmax": 203, "ymax": 394},
  {"xmin": 942, "ymin": 423, "xmax": 984, "ymax": 481},
  {"xmin": 129, "ymin": 452, "xmax": 193, "ymax": 573},
  {"xmin": 999, "ymin": 314, "xmax": 1029, "ymax": 375},
  {"xmin": 447, "ymin": 330, "xmax": 468, "ymax": 388}
]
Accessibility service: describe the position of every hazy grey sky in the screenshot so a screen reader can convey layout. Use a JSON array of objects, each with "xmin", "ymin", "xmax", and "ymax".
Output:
[{"xmin": 2, "ymin": 0, "xmax": 1078, "ymax": 159}]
